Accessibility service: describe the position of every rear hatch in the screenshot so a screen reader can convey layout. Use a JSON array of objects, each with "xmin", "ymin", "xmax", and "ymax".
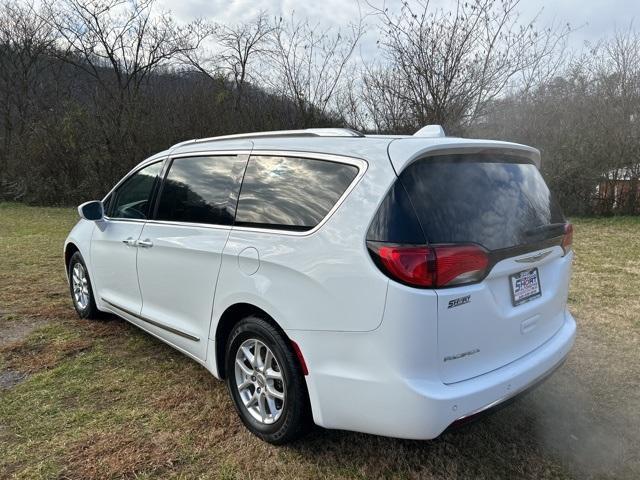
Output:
[{"xmin": 396, "ymin": 151, "xmax": 572, "ymax": 384}]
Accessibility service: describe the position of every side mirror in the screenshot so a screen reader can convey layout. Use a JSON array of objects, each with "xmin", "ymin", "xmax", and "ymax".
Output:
[{"xmin": 78, "ymin": 200, "xmax": 104, "ymax": 221}]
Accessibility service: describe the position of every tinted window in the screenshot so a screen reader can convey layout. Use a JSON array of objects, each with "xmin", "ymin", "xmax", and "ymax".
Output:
[
  {"xmin": 367, "ymin": 181, "xmax": 426, "ymax": 243},
  {"xmin": 109, "ymin": 161, "xmax": 163, "ymax": 219},
  {"xmin": 235, "ymin": 155, "xmax": 359, "ymax": 231},
  {"xmin": 156, "ymin": 155, "xmax": 247, "ymax": 225},
  {"xmin": 399, "ymin": 154, "xmax": 565, "ymax": 251}
]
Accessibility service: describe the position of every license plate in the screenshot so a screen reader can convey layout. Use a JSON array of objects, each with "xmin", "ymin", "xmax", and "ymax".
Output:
[{"xmin": 509, "ymin": 268, "xmax": 542, "ymax": 306}]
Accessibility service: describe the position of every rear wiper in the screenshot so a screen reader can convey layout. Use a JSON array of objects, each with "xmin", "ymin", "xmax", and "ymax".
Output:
[{"xmin": 524, "ymin": 223, "xmax": 566, "ymax": 236}]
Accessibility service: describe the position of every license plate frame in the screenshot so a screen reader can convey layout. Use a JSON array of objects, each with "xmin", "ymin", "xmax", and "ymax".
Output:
[{"xmin": 509, "ymin": 268, "xmax": 542, "ymax": 306}]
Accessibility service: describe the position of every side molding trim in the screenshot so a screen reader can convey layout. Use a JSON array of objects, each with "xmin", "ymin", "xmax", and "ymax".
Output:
[{"xmin": 101, "ymin": 298, "xmax": 200, "ymax": 342}]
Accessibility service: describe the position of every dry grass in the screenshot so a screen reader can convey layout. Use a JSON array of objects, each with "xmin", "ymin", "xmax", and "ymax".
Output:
[{"xmin": 1, "ymin": 202, "xmax": 639, "ymax": 479}]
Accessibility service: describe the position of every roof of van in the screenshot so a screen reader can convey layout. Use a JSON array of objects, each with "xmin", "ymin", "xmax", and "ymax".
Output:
[{"xmin": 144, "ymin": 127, "xmax": 541, "ymax": 170}]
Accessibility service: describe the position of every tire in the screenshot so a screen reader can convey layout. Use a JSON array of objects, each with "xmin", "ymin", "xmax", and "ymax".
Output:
[
  {"xmin": 68, "ymin": 251, "xmax": 100, "ymax": 320},
  {"xmin": 225, "ymin": 316, "xmax": 311, "ymax": 444}
]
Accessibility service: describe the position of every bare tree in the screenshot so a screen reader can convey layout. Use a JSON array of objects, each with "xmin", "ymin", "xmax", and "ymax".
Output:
[
  {"xmin": 218, "ymin": 12, "xmax": 273, "ymax": 105},
  {"xmin": 46, "ymin": 0, "xmax": 206, "ymax": 185},
  {"xmin": 360, "ymin": 65, "xmax": 414, "ymax": 133},
  {"xmin": 475, "ymin": 24, "xmax": 640, "ymax": 215},
  {"xmin": 333, "ymin": 66, "xmax": 369, "ymax": 131},
  {"xmin": 50, "ymin": 0, "xmax": 204, "ymax": 96},
  {"xmin": 180, "ymin": 12, "xmax": 273, "ymax": 108},
  {"xmin": 0, "ymin": 1, "xmax": 57, "ymax": 178},
  {"xmin": 366, "ymin": 0, "xmax": 570, "ymax": 133},
  {"xmin": 266, "ymin": 13, "xmax": 364, "ymax": 127},
  {"xmin": 590, "ymin": 27, "xmax": 640, "ymax": 213}
]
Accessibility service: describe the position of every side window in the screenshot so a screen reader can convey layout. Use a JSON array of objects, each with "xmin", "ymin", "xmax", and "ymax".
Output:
[
  {"xmin": 235, "ymin": 155, "xmax": 359, "ymax": 231},
  {"xmin": 108, "ymin": 161, "xmax": 163, "ymax": 220},
  {"xmin": 155, "ymin": 155, "xmax": 247, "ymax": 225}
]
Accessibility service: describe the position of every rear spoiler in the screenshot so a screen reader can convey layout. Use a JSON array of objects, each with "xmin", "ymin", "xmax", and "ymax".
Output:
[{"xmin": 387, "ymin": 138, "xmax": 541, "ymax": 174}]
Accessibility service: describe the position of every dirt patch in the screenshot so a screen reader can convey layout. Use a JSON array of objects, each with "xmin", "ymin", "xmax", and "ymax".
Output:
[
  {"xmin": 0, "ymin": 370, "xmax": 26, "ymax": 390},
  {"xmin": 0, "ymin": 316, "xmax": 51, "ymax": 390},
  {"xmin": 1, "ymin": 334, "xmax": 92, "ymax": 374},
  {"xmin": 0, "ymin": 316, "xmax": 50, "ymax": 348}
]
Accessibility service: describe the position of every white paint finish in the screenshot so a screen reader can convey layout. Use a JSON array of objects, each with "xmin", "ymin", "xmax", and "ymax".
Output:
[
  {"xmin": 136, "ymin": 222, "xmax": 231, "ymax": 358},
  {"xmin": 67, "ymin": 131, "xmax": 577, "ymax": 440},
  {"xmin": 436, "ymin": 248, "xmax": 573, "ymax": 384},
  {"xmin": 388, "ymin": 137, "xmax": 542, "ymax": 171},
  {"xmin": 291, "ymin": 308, "xmax": 575, "ymax": 439},
  {"xmin": 214, "ymin": 226, "xmax": 388, "ymax": 334},
  {"xmin": 64, "ymin": 218, "xmax": 96, "ymax": 279},
  {"xmin": 413, "ymin": 124, "xmax": 446, "ymax": 137},
  {"xmin": 238, "ymin": 246, "xmax": 260, "ymax": 276},
  {"xmin": 90, "ymin": 219, "xmax": 144, "ymax": 314},
  {"xmin": 209, "ymin": 146, "xmax": 395, "ymax": 336}
]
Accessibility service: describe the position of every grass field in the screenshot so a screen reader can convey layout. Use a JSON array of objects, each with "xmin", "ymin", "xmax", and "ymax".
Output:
[{"xmin": 1, "ymin": 202, "xmax": 639, "ymax": 479}]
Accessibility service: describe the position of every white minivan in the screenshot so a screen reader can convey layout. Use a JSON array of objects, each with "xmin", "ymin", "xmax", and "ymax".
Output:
[{"xmin": 64, "ymin": 127, "xmax": 576, "ymax": 444}]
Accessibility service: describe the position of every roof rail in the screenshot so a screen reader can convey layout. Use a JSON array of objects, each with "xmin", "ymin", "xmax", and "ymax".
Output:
[{"xmin": 169, "ymin": 128, "xmax": 364, "ymax": 150}]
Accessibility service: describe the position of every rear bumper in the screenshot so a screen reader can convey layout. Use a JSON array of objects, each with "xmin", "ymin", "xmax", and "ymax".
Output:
[
  {"xmin": 290, "ymin": 310, "xmax": 576, "ymax": 440},
  {"xmin": 444, "ymin": 353, "xmax": 566, "ymax": 432}
]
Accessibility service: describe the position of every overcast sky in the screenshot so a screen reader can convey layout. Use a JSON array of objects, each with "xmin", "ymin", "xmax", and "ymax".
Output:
[{"xmin": 156, "ymin": 0, "xmax": 640, "ymax": 58}]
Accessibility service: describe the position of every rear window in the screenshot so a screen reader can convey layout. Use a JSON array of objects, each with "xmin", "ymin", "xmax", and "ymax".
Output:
[
  {"xmin": 399, "ymin": 154, "xmax": 565, "ymax": 251},
  {"xmin": 235, "ymin": 155, "xmax": 359, "ymax": 231}
]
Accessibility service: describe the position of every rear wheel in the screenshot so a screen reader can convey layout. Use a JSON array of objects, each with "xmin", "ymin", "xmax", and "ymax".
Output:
[
  {"xmin": 225, "ymin": 316, "xmax": 310, "ymax": 444},
  {"xmin": 68, "ymin": 251, "xmax": 99, "ymax": 319}
]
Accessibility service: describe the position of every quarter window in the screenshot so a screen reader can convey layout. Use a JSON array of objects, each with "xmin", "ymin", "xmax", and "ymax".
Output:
[
  {"xmin": 235, "ymin": 155, "xmax": 359, "ymax": 231},
  {"xmin": 108, "ymin": 161, "xmax": 163, "ymax": 219},
  {"xmin": 155, "ymin": 155, "xmax": 247, "ymax": 225}
]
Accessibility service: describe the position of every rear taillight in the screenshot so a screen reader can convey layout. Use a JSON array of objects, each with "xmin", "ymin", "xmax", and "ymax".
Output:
[
  {"xmin": 368, "ymin": 242, "xmax": 489, "ymax": 288},
  {"xmin": 561, "ymin": 223, "xmax": 573, "ymax": 255},
  {"xmin": 375, "ymin": 245, "xmax": 435, "ymax": 287},
  {"xmin": 433, "ymin": 245, "xmax": 490, "ymax": 286}
]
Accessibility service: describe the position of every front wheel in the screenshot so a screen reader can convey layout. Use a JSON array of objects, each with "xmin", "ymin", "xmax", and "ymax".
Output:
[
  {"xmin": 68, "ymin": 251, "xmax": 99, "ymax": 319},
  {"xmin": 225, "ymin": 316, "xmax": 310, "ymax": 444}
]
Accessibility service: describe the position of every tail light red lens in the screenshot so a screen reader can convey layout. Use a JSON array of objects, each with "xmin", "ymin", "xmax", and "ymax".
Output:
[
  {"xmin": 375, "ymin": 245, "xmax": 435, "ymax": 287},
  {"xmin": 368, "ymin": 242, "xmax": 489, "ymax": 288},
  {"xmin": 561, "ymin": 223, "xmax": 573, "ymax": 255},
  {"xmin": 432, "ymin": 245, "xmax": 490, "ymax": 286}
]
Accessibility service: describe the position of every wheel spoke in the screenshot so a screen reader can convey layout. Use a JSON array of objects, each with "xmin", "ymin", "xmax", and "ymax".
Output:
[
  {"xmin": 254, "ymin": 339, "xmax": 262, "ymax": 368},
  {"xmin": 235, "ymin": 357, "xmax": 253, "ymax": 376},
  {"xmin": 266, "ymin": 384, "xmax": 284, "ymax": 400},
  {"xmin": 257, "ymin": 393, "xmax": 267, "ymax": 421},
  {"xmin": 237, "ymin": 378, "xmax": 252, "ymax": 390},
  {"xmin": 266, "ymin": 395, "xmax": 279, "ymax": 416},
  {"xmin": 245, "ymin": 390, "xmax": 259, "ymax": 408},
  {"xmin": 240, "ymin": 345, "xmax": 255, "ymax": 367},
  {"xmin": 263, "ymin": 349, "xmax": 273, "ymax": 372},
  {"xmin": 265, "ymin": 368, "xmax": 282, "ymax": 381}
]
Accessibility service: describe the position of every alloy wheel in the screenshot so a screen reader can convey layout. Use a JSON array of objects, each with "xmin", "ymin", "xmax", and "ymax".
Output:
[
  {"xmin": 71, "ymin": 262, "xmax": 90, "ymax": 310},
  {"xmin": 234, "ymin": 338, "xmax": 286, "ymax": 424}
]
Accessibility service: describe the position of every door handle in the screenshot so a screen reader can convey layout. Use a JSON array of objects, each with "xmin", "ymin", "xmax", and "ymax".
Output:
[
  {"xmin": 136, "ymin": 238, "xmax": 153, "ymax": 248},
  {"xmin": 122, "ymin": 237, "xmax": 136, "ymax": 247}
]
